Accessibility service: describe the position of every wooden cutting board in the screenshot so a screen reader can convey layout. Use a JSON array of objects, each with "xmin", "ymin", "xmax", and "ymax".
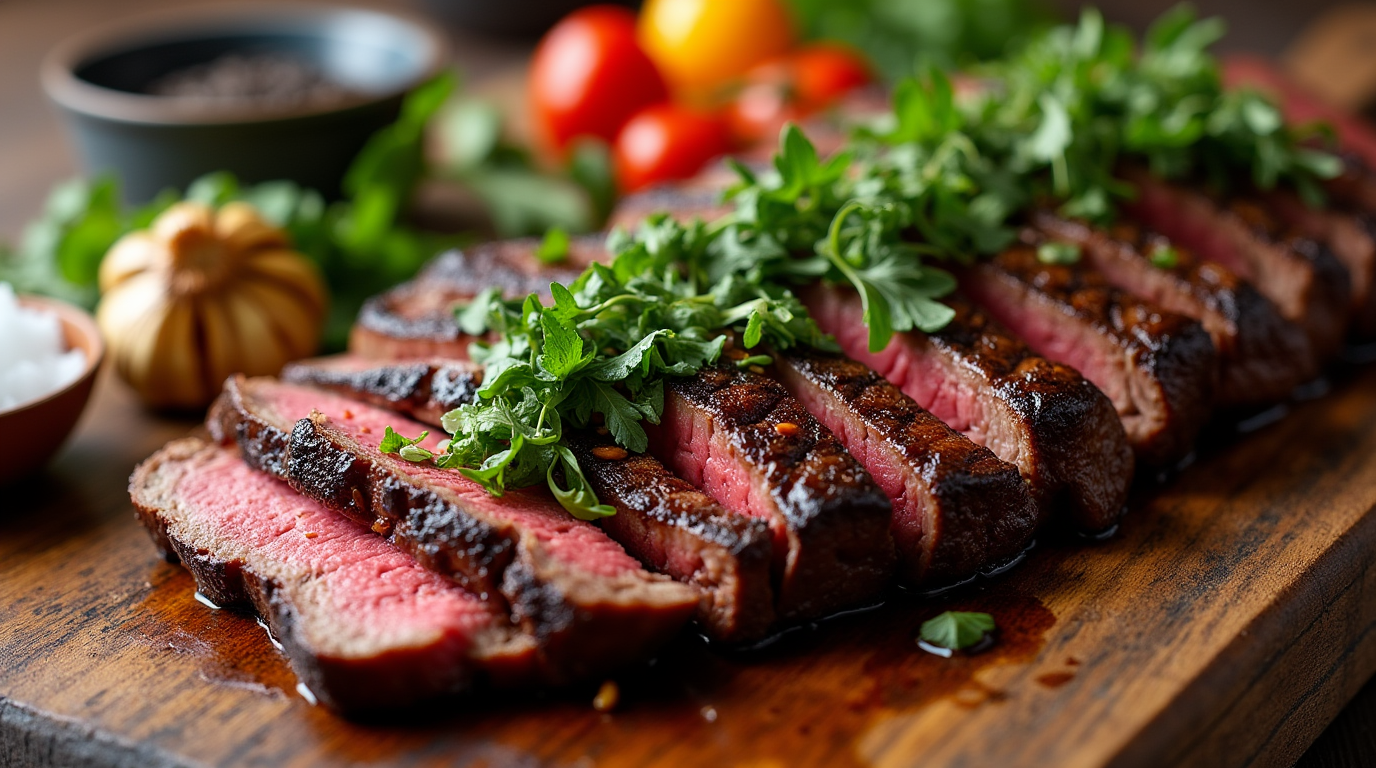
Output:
[{"xmin": 3, "ymin": 352, "xmax": 1376, "ymax": 768}]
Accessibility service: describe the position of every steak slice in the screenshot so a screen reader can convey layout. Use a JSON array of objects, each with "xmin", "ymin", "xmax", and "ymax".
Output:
[
  {"xmin": 349, "ymin": 238, "xmax": 602, "ymax": 360},
  {"xmin": 567, "ymin": 431, "xmax": 777, "ymax": 643},
  {"xmin": 1031, "ymin": 211, "xmax": 1318, "ymax": 406},
  {"xmin": 281, "ymin": 356, "xmax": 777, "ymax": 643},
  {"xmin": 647, "ymin": 364, "xmax": 896, "ymax": 620},
  {"xmin": 802, "ymin": 284, "xmax": 1133, "ymax": 534},
  {"xmin": 208, "ymin": 376, "xmax": 698, "ymax": 680},
  {"xmin": 961, "ymin": 235, "xmax": 1217, "ymax": 465},
  {"xmin": 770, "ymin": 348, "xmax": 1038, "ymax": 586},
  {"xmin": 130, "ymin": 437, "xmax": 540, "ymax": 713},
  {"xmin": 282, "ymin": 355, "xmax": 482, "ymax": 427},
  {"xmin": 1122, "ymin": 168, "xmax": 1352, "ymax": 364}
]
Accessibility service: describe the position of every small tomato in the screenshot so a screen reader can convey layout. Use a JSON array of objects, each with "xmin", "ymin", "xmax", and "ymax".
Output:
[
  {"xmin": 528, "ymin": 5, "xmax": 669, "ymax": 156},
  {"xmin": 790, "ymin": 43, "xmax": 873, "ymax": 111},
  {"xmin": 638, "ymin": 0, "xmax": 794, "ymax": 95},
  {"xmin": 614, "ymin": 104, "xmax": 731, "ymax": 192}
]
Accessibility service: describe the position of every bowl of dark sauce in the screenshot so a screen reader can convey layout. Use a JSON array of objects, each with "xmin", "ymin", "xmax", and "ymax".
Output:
[{"xmin": 42, "ymin": 4, "xmax": 447, "ymax": 202}]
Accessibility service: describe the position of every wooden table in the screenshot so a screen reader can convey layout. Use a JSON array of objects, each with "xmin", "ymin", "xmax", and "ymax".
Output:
[{"xmin": 2, "ymin": 1, "xmax": 1375, "ymax": 766}]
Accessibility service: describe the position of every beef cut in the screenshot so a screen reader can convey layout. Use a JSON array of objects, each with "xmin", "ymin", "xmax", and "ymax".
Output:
[
  {"xmin": 648, "ymin": 364, "xmax": 896, "ymax": 620},
  {"xmin": 567, "ymin": 431, "xmax": 777, "ymax": 643},
  {"xmin": 771, "ymin": 348, "xmax": 1038, "ymax": 586},
  {"xmin": 1031, "ymin": 212, "xmax": 1318, "ymax": 406},
  {"xmin": 208, "ymin": 376, "xmax": 698, "ymax": 679},
  {"xmin": 130, "ymin": 437, "xmax": 540, "ymax": 712},
  {"xmin": 283, "ymin": 355, "xmax": 481, "ymax": 427},
  {"xmin": 803, "ymin": 284, "xmax": 1133, "ymax": 534},
  {"xmin": 961, "ymin": 235, "xmax": 1217, "ymax": 465},
  {"xmin": 1122, "ymin": 168, "xmax": 1351, "ymax": 364},
  {"xmin": 282, "ymin": 356, "xmax": 779, "ymax": 642},
  {"xmin": 1260, "ymin": 187, "xmax": 1376, "ymax": 338},
  {"xmin": 350, "ymin": 238, "xmax": 602, "ymax": 360}
]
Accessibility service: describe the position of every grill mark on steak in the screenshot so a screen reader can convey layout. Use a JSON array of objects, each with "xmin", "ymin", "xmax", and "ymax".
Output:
[
  {"xmin": 802, "ymin": 284, "xmax": 1133, "ymax": 533},
  {"xmin": 208, "ymin": 376, "xmax": 698, "ymax": 681},
  {"xmin": 1031, "ymin": 211, "xmax": 1317, "ymax": 407},
  {"xmin": 281, "ymin": 356, "xmax": 777, "ymax": 643},
  {"xmin": 349, "ymin": 238, "xmax": 600, "ymax": 360},
  {"xmin": 567, "ymin": 432, "xmax": 777, "ymax": 643},
  {"xmin": 960, "ymin": 234, "xmax": 1217, "ymax": 465},
  {"xmin": 647, "ymin": 364, "xmax": 896, "ymax": 620},
  {"xmin": 130, "ymin": 437, "xmax": 541, "ymax": 713},
  {"xmin": 770, "ymin": 348, "xmax": 1038, "ymax": 586},
  {"xmin": 282, "ymin": 355, "xmax": 482, "ymax": 427},
  {"xmin": 1122, "ymin": 168, "xmax": 1352, "ymax": 364}
]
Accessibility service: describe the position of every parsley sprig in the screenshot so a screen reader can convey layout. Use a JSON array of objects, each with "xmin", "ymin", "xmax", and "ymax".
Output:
[{"xmin": 389, "ymin": 215, "xmax": 832, "ymax": 520}]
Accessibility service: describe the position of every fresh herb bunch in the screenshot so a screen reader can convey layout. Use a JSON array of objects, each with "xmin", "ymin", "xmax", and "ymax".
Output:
[
  {"xmin": 382, "ymin": 213, "xmax": 833, "ymax": 520},
  {"xmin": 962, "ymin": 6, "xmax": 1341, "ymax": 218}
]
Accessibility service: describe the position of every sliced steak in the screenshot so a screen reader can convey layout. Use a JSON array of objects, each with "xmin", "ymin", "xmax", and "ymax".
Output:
[
  {"xmin": 567, "ymin": 431, "xmax": 777, "ymax": 643},
  {"xmin": 208, "ymin": 376, "xmax": 698, "ymax": 680},
  {"xmin": 281, "ymin": 357, "xmax": 777, "ymax": 643},
  {"xmin": 1121, "ymin": 168, "xmax": 1351, "ymax": 364},
  {"xmin": 1260, "ymin": 186, "xmax": 1376, "ymax": 338},
  {"xmin": 1031, "ymin": 211, "xmax": 1318, "ymax": 406},
  {"xmin": 647, "ymin": 364, "xmax": 895, "ymax": 620},
  {"xmin": 130, "ymin": 437, "xmax": 540, "ymax": 712},
  {"xmin": 802, "ymin": 284, "xmax": 1133, "ymax": 534},
  {"xmin": 961, "ymin": 235, "xmax": 1217, "ymax": 465},
  {"xmin": 349, "ymin": 237, "xmax": 602, "ymax": 360},
  {"xmin": 282, "ymin": 355, "xmax": 482, "ymax": 426},
  {"xmin": 770, "ymin": 348, "xmax": 1038, "ymax": 586}
]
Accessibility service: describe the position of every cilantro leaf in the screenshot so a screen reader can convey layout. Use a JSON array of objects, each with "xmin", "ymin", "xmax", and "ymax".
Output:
[
  {"xmin": 547, "ymin": 446, "xmax": 615, "ymax": 521},
  {"xmin": 379, "ymin": 427, "xmax": 431, "ymax": 460},
  {"xmin": 919, "ymin": 611, "xmax": 997, "ymax": 651}
]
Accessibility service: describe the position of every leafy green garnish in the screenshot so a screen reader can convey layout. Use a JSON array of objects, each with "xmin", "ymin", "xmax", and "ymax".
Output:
[
  {"xmin": 379, "ymin": 427, "xmax": 434, "ymax": 463},
  {"xmin": 536, "ymin": 227, "xmax": 571, "ymax": 264},
  {"xmin": 1036, "ymin": 241, "xmax": 1081, "ymax": 265},
  {"xmin": 1149, "ymin": 244, "xmax": 1180, "ymax": 269},
  {"xmin": 919, "ymin": 611, "xmax": 997, "ymax": 650}
]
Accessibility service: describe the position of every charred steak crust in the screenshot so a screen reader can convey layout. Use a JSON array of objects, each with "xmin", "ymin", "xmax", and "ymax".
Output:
[
  {"xmin": 649, "ymin": 364, "xmax": 896, "ymax": 620},
  {"xmin": 282, "ymin": 356, "xmax": 482, "ymax": 426},
  {"xmin": 283, "ymin": 356, "xmax": 778, "ymax": 643},
  {"xmin": 803, "ymin": 285, "xmax": 1133, "ymax": 533},
  {"xmin": 964, "ymin": 236, "xmax": 1218, "ymax": 466},
  {"xmin": 130, "ymin": 438, "xmax": 540, "ymax": 713},
  {"xmin": 1122, "ymin": 169, "xmax": 1352, "ymax": 365},
  {"xmin": 1031, "ymin": 211, "xmax": 1317, "ymax": 407},
  {"xmin": 209, "ymin": 377, "xmax": 698, "ymax": 681},
  {"xmin": 207, "ymin": 376, "xmax": 515, "ymax": 597},
  {"xmin": 349, "ymin": 238, "xmax": 592, "ymax": 360},
  {"xmin": 771, "ymin": 349, "xmax": 1038, "ymax": 586},
  {"xmin": 568, "ymin": 432, "xmax": 777, "ymax": 643}
]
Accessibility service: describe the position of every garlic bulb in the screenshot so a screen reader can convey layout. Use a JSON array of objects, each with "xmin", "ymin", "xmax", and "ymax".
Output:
[{"xmin": 97, "ymin": 201, "xmax": 327, "ymax": 409}]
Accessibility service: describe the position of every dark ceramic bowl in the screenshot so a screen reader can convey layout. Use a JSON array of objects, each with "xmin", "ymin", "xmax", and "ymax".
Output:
[
  {"xmin": 42, "ymin": 4, "xmax": 448, "ymax": 203},
  {"xmin": 0, "ymin": 296, "xmax": 105, "ymax": 487}
]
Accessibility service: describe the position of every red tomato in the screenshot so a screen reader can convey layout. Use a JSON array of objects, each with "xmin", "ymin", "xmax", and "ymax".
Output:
[
  {"xmin": 614, "ymin": 104, "xmax": 731, "ymax": 192},
  {"xmin": 726, "ymin": 44, "xmax": 872, "ymax": 146},
  {"xmin": 528, "ymin": 6, "xmax": 669, "ymax": 156},
  {"xmin": 789, "ymin": 43, "xmax": 872, "ymax": 111}
]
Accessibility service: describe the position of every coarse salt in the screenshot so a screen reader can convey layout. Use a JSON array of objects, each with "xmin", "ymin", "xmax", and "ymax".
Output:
[{"xmin": 0, "ymin": 283, "xmax": 86, "ymax": 411}]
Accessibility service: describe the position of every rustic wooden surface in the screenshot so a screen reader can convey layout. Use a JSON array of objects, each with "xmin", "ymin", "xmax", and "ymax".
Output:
[
  {"xmin": 4, "ymin": 0, "xmax": 1376, "ymax": 766},
  {"xmin": 1, "ymin": 357, "xmax": 1375, "ymax": 768}
]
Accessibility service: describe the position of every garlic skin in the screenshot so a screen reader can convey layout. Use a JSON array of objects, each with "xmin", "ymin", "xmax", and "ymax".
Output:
[{"xmin": 97, "ymin": 201, "xmax": 327, "ymax": 409}]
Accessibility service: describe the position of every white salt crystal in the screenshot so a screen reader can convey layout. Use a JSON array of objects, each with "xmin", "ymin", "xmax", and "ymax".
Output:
[{"xmin": 0, "ymin": 283, "xmax": 87, "ymax": 411}]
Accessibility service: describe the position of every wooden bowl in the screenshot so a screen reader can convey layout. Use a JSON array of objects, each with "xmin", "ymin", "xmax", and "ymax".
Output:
[{"xmin": 0, "ymin": 297, "xmax": 105, "ymax": 486}]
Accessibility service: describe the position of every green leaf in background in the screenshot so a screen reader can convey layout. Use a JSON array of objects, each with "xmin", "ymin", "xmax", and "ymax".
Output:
[
  {"xmin": 536, "ymin": 226, "xmax": 570, "ymax": 264},
  {"xmin": 919, "ymin": 611, "xmax": 996, "ymax": 651}
]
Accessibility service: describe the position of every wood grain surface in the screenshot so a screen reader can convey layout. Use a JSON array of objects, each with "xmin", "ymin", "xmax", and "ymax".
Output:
[{"xmin": 2, "ymin": 355, "xmax": 1375, "ymax": 768}]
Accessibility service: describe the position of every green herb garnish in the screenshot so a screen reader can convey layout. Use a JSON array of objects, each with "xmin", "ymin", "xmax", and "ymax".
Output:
[
  {"xmin": 1149, "ymin": 244, "xmax": 1180, "ymax": 269},
  {"xmin": 920, "ymin": 611, "xmax": 997, "ymax": 651},
  {"xmin": 379, "ymin": 427, "xmax": 434, "ymax": 462},
  {"xmin": 536, "ymin": 226, "xmax": 571, "ymax": 264},
  {"xmin": 1037, "ymin": 241, "xmax": 1081, "ymax": 265}
]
